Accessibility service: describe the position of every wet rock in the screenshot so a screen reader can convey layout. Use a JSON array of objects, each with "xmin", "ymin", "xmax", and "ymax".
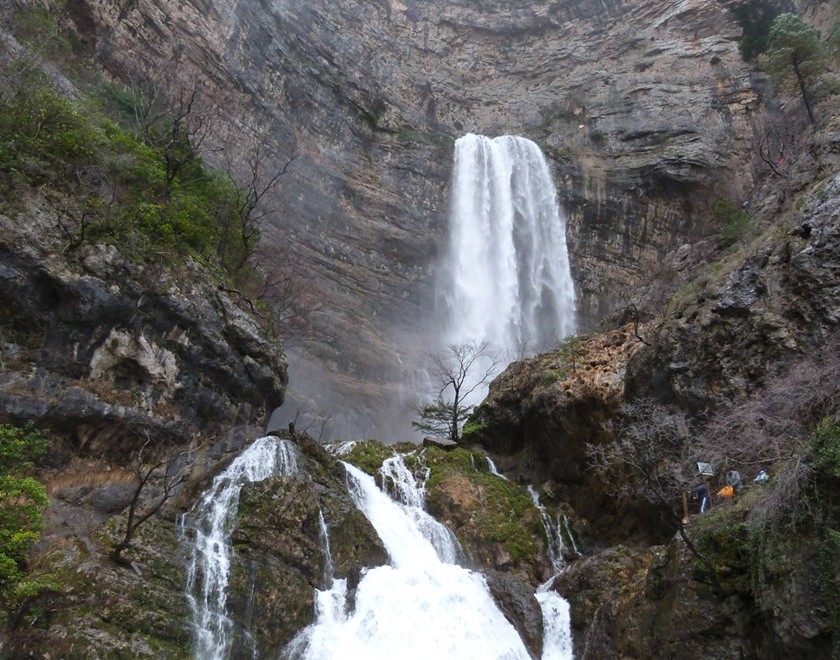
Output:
[{"xmin": 485, "ymin": 570, "xmax": 544, "ymax": 659}]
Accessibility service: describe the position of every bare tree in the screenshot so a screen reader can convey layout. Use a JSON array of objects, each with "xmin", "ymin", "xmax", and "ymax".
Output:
[
  {"xmin": 290, "ymin": 404, "xmax": 334, "ymax": 443},
  {"xmin": 588, "ymin": 400, "xmax": 722, "ymax": 585},
  {"xmin": 110, "ymin": 433, "xmax": 200, "ymax": 566},
  {"xmin": 221, "ymin": 147, "xmax": 296, "ymax": 272},
  {"xmin": 413, "ymin": 339, "xmax": 501, "ymax": 442}
]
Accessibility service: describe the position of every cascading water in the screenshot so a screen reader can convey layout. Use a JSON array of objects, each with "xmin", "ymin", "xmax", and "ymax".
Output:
[
  {"xmin": 439, "ymin": 134, "xmax": 577, "ymax": 400},
  {"xmin": 527, "ymin": 486, "xmax": 574, "ymax": 660},
  {"xmin": 180, "ymin": 436, "xmax": 298, "ymax": 660},
  {"xmin": 286, "ymin": 455, "xmax": 574, "ymax": 659}
]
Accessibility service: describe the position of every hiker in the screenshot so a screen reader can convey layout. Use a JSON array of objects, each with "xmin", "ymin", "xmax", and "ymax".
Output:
[
  {"xmin": 691, "ymin": 482, "xmax": 710, "ymax": 513},
  {"xmin": 717, "ymin": 484, "xmax": 734, "ymax": 501},
  {"xmin": 725, "ymin": 469, "xmax": 743, "ymax": 492},
  {"xmin": 754, "ymin": 469, "xmax": 769, "ymax": 484}
]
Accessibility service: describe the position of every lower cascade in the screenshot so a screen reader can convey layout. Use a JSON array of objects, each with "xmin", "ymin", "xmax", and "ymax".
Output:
[
  {"xmin": 285, "ymin": 455, "xmax": 573, "ymax": 659},
  {"xmin": 182, "ymin": 441, "xmax": 573, "ymax": 659}
]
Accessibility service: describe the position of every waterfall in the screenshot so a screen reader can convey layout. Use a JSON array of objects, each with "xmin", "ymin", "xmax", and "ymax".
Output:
[
  {"xmin": 286, "ymin": 456, "xmax": 574, "ymax": 659},
  {"xmin": 180, "ymin": 436, "xmax": 299, "ymax": 660},
  {"xmin": 527, "ymin": 485, "xmax": 566, "ymax": 574},
  {"xmin": 439, "ymin": 134, "xmax": 576, "ymax": 388}
]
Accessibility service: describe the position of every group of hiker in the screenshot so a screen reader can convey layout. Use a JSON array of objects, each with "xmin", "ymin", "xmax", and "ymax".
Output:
[{"xmin": 689, "ymin": 468, "xmax": 768, "ymax": 514}]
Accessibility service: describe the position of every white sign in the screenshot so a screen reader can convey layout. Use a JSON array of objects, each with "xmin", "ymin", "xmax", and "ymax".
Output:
[{"xmin": 697, "ymin": 462, "xmax": 715, "ymax": 476}]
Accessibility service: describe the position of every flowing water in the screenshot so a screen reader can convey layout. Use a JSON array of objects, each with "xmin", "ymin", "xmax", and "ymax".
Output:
[
  {"xmin": 285, "ymin": 455, "xmax": 573, "ymax": 660},
  {"xmin": 180, "ymin": 436, "xmax": 299, "ymax": 660},
  {"xmin": 439, "ymin": 134, "xmax": 577, "ymax": 399}
]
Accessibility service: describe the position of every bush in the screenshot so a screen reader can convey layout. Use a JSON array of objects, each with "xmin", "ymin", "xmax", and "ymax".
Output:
[
  {"xmin": 712, "ymin": 197, "xmax": 751, "ymax": 244},
  {"xmin": 0, "ymin": 424, "xmax": 54, "ymax": 623},
  {"xmin": 814, "ymin": 417, "xmax": 840, "ymax": 479}
]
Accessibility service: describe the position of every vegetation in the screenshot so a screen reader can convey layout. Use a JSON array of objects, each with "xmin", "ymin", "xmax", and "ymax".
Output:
[
  {"xmin": 712, "ymin": 196, "xmax": 751, "ymax": 244},
  {"xmin": 341, "ymin": 440, "xmax": 397, "ymax": 476},
  {"xmin": 733, "ymin": 0, "xmax": 782, "ymax": 61},
  {"xmin": 0, "ymin": 424, "xmax": 55, "ymax": 623},
  {"xmin": 413, "ymin": 340, "xmax": 500, "ymax": 443},
  {"xmin": 765, "ymin": 13, "xmax": 828, "ymax": 126},
  {"xmin": 1, "ymin": 67, "xmax": 223, "ymax": 260},
  {"xmin": 410, "ymin": 447, "xmax": 542, "ymax": 564}
]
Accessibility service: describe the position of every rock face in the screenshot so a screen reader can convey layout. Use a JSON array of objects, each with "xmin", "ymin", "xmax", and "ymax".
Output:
[
  {"xmin": 60, "ymin": 0, "xmax": 763, "ymax": 435},
  {"xmin": 626, "ymin": 169, "xmax": 840, "ymax": 413},
  {"xmin": 0, "ymin": 197, "xmax": 287, "ymax": 464}
]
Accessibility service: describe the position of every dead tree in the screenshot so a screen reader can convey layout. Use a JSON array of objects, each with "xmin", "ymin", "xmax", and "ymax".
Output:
[
  {"xmin": 110, "ymin": 433, "xmax": 199, "ymax": 566},
  {"xmin": 222, "ymin": 148, "xmax": 296, "ymax": 272}
]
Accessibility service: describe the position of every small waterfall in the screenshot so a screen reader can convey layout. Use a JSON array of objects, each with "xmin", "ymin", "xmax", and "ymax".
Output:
[
  {"xmin": 487, "ymin": 456, "xmax": 508, "ymax": 480},
  {"xmin": 535, "ymin": 582, "xmax": 573, "ymax": 660},
  {"xmin": 527, "ymin": 486, "xmax": 566, "ymax": 574},
  {"xmin": 318, "ymin": 509, "xmax": 333, "ymax": 581},
  {"xmin": 181, "ymin": 436, "xmax": 298, "ymax": 660},
  {"xmin": 527, "ymin": 486, "xmax": 574, "ymax": 659},
  {"xmin": 437, "ymin": 133, "xmax": 577, "ymax": 405}
]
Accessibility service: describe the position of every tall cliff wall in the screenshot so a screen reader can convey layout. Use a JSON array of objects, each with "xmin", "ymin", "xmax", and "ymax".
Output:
[{"xmin": 63, "ymin": 0, "xmax": 762, "ymax": 437}]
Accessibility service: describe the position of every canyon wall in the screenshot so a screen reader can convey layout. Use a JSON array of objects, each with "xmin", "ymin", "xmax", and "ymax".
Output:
[{"xmin": 65, "ymin": 0, "xmax": 760, "ymax": 437}]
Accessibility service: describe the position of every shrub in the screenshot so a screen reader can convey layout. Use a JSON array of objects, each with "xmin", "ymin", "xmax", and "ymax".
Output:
[
  {"xmin": 712, "ymin": 197, "xmax": 751, "ymax": 243},
  {"xmin": 0, "ymin": 424, "xmax": 54, "ymax": 623}
]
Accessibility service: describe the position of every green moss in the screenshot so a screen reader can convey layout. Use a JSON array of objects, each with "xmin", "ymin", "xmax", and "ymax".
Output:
[
  {"xmin": 397, "ymin": 128, "xmax": 453, "ymax": 149},
  {"xmin": 417, "ymin": 447, "xmax": 542, "ymax": 563},
  {"xmin": 460, "ymin": 419, "xmax": 487, "ymax": 443},
  {"xmin": 342, "ymin": 440, "xmax": 396, "ymax": 476}
]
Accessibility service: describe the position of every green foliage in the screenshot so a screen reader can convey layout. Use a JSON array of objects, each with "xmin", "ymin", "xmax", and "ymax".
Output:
[
  {"xmin": 733, "ymin": 1, "xmax": 782, "ymax": 61},
  {"xmin": 342, "ymin": 440, "xmax": 396, "ymax": 476},
  {"xmin": 813, "ymin": 417, "xmax": 840, "ymax": 479},
  {"xmin": 413, "ymin": 397, "xmax": 470, "ymax": 442},
  {"xmin": 765, "ymin": 13, "xmax": 827, "ymax": 124},
  {"xmin": 0, "ymin": 424, "xmax": 54, "ymax": 622},
  {"xmin": 460, "ymin": 419, "xmax": 487, "ymax": 443},
  {"xmin": 712, "ymin": 197, "xmax": 751, "ymax": 244},
  {"xmin": 0, "ymin": 59, "xmax": 254, "ymax": 274}
]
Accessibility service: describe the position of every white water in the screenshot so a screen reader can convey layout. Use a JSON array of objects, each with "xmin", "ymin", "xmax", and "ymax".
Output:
[
  {"xmin": 181, "ymin": 436, "xmax": 298, "ymax": 660},
  {"xmin": 527, "ymin": 485, "xmax": 566, "ymax": 574},
  {"xmin": 438, "ymin": 134, "xmax": 577, "ymax": 404},
  {"xmin": 286, "ymin": 456, "xmax": 573, "ymax": 659}
]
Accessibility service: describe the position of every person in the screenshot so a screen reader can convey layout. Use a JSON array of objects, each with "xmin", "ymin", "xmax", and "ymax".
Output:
[
  {"xmin": 754, "ymin": 469, "xmax": 768, "ymax": 484},
  {"xmin": 717, "ymin": 484, "xmax": 734, "ymax": 501},
  {"xmin": 725, "ymin": 469, "xmax": 743, "ymax": 492},
  {"xmin": 691, "ymin": 482, "xmax": 710, "ymax": 513},
  {"xmin": 288, "ymin": 421, "xmax": 295, "ymax": 434}
]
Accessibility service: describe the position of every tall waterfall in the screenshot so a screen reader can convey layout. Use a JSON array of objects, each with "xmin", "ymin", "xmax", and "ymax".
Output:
[
  {"xmin": 180, "ymin": 436, "xmax": 299, "ymax": 660},
  {"xmin": 439, "ymin": 134, "xmax": 576, "ymax": 400},
  {"xmin": 286, "ymin": 456, "xmax": 573, "ymax": 659}
]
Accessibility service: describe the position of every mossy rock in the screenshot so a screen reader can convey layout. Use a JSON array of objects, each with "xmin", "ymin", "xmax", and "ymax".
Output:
[{"xmin": 413, "ymin": 447, "xmax": 546, "ymax": 580}]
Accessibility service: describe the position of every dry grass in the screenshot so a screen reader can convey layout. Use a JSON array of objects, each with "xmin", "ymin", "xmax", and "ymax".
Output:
[{"xmin": 45, "ymin": 461, "xmax": 135, "ymax": 497}]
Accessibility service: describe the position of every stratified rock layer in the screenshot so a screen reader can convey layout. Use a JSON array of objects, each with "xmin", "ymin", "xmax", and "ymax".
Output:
[{"xmin": 63, "ymin": 0, "xmax": 761, "ymax": 434}]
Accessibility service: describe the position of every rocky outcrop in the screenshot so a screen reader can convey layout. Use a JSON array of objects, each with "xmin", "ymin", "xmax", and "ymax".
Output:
[
  {"xmin": 0, "ymin": 192, "xmax": 287, "ymax": 656},
  {"xmin": 0, "ymin": 195, "xmax": 287, "ymax": 466},
  {"xmin": 552, "ymin": 496, "xmax": 837, "ymax": 659},
  {"xmin": 626, "ymin": 165, "xmax": 840, "ymax": 414}
]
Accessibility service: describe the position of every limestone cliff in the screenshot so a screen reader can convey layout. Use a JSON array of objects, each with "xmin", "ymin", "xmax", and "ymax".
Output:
[{"xmin": 56, "ymin": 0, "xmax": 771, "ymax": 436}]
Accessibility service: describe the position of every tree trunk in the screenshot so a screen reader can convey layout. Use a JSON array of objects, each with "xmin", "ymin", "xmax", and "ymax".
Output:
[{"xmin": 793, "ymin": 59, "xmax": 816, "ymax": 127}]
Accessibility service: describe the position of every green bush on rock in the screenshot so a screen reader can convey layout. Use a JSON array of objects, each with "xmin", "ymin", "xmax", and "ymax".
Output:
[{"xmin": 0, "ymin": 424, "xmax": 55, "ymax": 623}]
